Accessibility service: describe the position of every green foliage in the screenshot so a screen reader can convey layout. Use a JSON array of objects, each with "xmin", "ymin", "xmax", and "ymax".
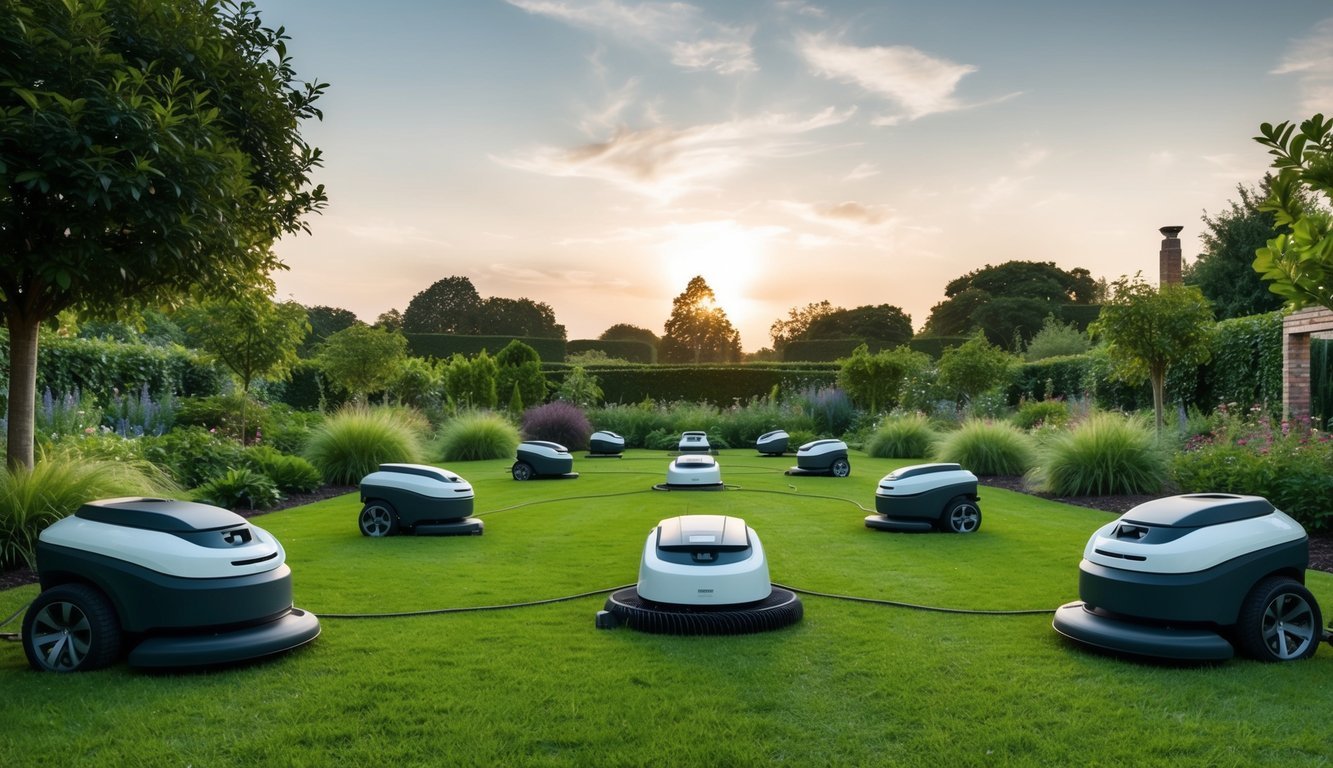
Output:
[
  {"xmin": 242, "ymin": 446, "xmax": 322, "ymax": 494},
  {"xmin": 1184, "ymin": 178, "xmax": 1289, "ymax": 319},
  {"xmin": 659, "ymin": 276, "xmax": 742, "ymax": 363},
  {"xmin": 30, "ymin": 335, "xmax": 224, "ymax": 404},
  {"xmin": 405, "ymin": 334, "xmax": 567, "ymax": 362},
  {"xmin": 556, "ymin": 365, "xmax": 603, "ymax": 407},
  {"xmin": 177, "ymin": 295, "xmax": 310, "ymax": 394},
  {"xmin": 303, "ymin": 406, "xmax": 427, "ymax": 485},
  {"xmin": 712, "ymin": 397, "xmax": 810, "ymax": 447},
  {"xmin": 495, "ymin": 340, "xmax": 547, "ymax": 408},
  {"xmin": 1315, "ymin": 339, "xmax": 1333, "ymax": 430},
  {"xmin": 1011, "ymin": 399, "xmax": 1072, "ymax": 430},
  {"xmin": 1199, "ymin": 312, "xmax": 1284, "ymax": 413},
  {"xmin": 298, "ymin": 305, "xmax": 360, "ymax": 357},
  {"xmin": 863, "ymin": 413, "xmax": 937, "ymax": 458},
  {"xmin": 936, "ymin": 333, "xmax": 1016, "ymax": 404},
  {"xmin": 932, "ymin": 420, "xmax": 1035, "ymax": 476},
  {"xmin": 836, "ymin": 344, "xmax": 929, "ymax": 413},
  {"xmin": 0, "ymin": 0, "xmax": 327, "ymax": 468},
  {"xmin": 402, "ymin": 276, "xmax": 482, "ymax": 334},
  {"xmin": 386, "ymin": 356, "xmax": 441, "ymax": 409},
  {"xmin": 922, "ymin": 261, "xmax": 1099, "ymax": 345},
  {"xmin": 35, "ymin": 388, "xmax": 102, "ymax": 439},
  {"xmin": 586, "ymin": 402, "xmax": 674, "ymax": 448},
  {"xmin": 794, "ymin": 386, "xmax": 856, "ymax": 436},
  {"xmin": 599, "ymin": 323, "xmax": 659, "ymax": 347},
  {"xmin": 104, "ymin": 383, "xmax": 176, "ymax": 437},
  {"xmin": 1024, "ymin": 315, "xmax": 1091, "ymax": 361},
  {"xmin": 799, "ymin": 304, "xmax": 914, "ymax": 348},
  {"xmin": 1, "ymin": 451, "xmax": 178, "ymax": 568},
  {"xmin": 1027, "ymin": 413, "xmax": 1167, "ymax": 496},
  {"xmin": 317, "ymin": 324, "xmax": 409, "ymax": 402},
  {"xmin": 508, "ymin": 382, "xmax": 525, "ymax": 417},
  {"xmin": 561, "ymin": 364, "xmax": 839, "ymax": 407},
  {"xmin": 141, "ymin": 426, "xmax": 246, "ymax": 488},
  {"xmin": 175, "ymin": 394, "xmax": 269, "ymax": 444},
  {"xmin": 1091, "ymin": 276, "xmax": 1215, "ymax": 431},
  {"xmin": 1253, "ymin": 114, "xmax": 1333, "ymax": 313},
  {"xmin": 195, "ymin": 468, "xmax": 281, "ymax": 511},
  {"xmin": 566, "ymin": 339, "xmax": 654, "ymax": 363},
  {"xmin": 1009, "ymin": 355, "xmax": 1093, "ymax": 404},
  {"xmin": 434, "ymin": 410, "xmax": 521, "ymax": 462},
  {"xmin": 1171, "ymin": 407, "xmax": 1333, "ymax": 530}
]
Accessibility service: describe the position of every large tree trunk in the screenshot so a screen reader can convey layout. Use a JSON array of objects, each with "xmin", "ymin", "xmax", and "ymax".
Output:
[{"xmin": 6, "ymin": 313, "xmax": 39, "ymax": 470}]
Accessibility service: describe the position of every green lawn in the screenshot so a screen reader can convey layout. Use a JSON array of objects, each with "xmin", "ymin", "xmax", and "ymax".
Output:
[{"xmin": 2, "ymin": 450, "xmax": 1330, "ymax": 767}]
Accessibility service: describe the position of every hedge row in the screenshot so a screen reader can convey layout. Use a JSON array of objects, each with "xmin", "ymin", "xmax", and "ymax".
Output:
[
  {"xmin": 545, "ymin": 365, "xmax": 839, "ymax": 405},
  {"xmin": 783, "ymin": 336, "xmax": 974, "ymax": 362},
  {"xmin": 566, "ymin": 339, "xmax": 656, "ymax": 363},
  {"xmin": 406, "ymin": 334, "xmax": 566, "ymax": 362},
  {"xmin": 14, "ymin": 336, "xmax": 225, "ymax": 404}
]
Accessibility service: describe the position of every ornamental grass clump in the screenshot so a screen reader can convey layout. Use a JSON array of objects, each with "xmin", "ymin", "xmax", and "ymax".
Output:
[
  {"xmin": 304, "ymin": 405, "xmax": 427, "ymax": 484},
  {"xmin": 864, "ymin": 413, "xmax": 937, "ymax": 459},
  {"xmin": 435, "ymin": 410, "xmax": 521, "ymax": 462},
  {"xmin": 1028, "ymin": 412, "xmax": 1166, "ymax": 496},
  {"xmin": 932, "ymin": 419, "xmax": 1035, "ymax": 476},
  {"xmin": 243, "ymin": 446, "xmax": 323, "ymax": 494},
  {"xmin": 521, "ymin": 401, "xmax": 592, "ymax": 450},
  {"xmin": 0, "ymin": 450, "xmax": 178, "ymax": 569}
]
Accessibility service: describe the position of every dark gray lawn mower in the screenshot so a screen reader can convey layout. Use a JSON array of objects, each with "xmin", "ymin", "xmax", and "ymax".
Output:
[
  {"xmin": 597, "ymin": 514, "xmax": 803, "ymax": 635},
  {"xmin": 786, "ymin": 439, "xmax": 851, "ymax": 477},
  {"xmin": 867, "ymin": 463, "xmax": 981, "ymax": 533},
  {"xmin": 588, "ymin": 430, "xmax": 625, "ymax": 457},
  {"xmin": 512, "ymin": 441, "xmax": 578, "ymax": 480},
  {"xmin": 358, "ymin": 463, "xmax": 482, "ymax": 536},
  {"xmin": 22, "ymin": 497, "xmax": 319, "ymax": 672},
  {"xmin": 755, "ymin": 430, "xmax": 789, "ymax": 456},
  {"xmin": 1052, "ymin": 493, "xmax": 1333, "ymax": 663}
]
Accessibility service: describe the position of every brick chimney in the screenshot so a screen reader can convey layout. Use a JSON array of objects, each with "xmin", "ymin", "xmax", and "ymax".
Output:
[{"xmin": 1159, "ymin": 226, "xmax": 1183, "ymax": 286}]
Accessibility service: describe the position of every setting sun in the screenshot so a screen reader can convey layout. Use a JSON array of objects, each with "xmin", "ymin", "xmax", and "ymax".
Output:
[{"xmin": 658, "ymin": 221, "xmax": 776, "ymax": 335}]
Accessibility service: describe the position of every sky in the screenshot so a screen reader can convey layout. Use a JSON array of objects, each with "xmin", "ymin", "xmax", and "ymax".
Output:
[{"xmin": 255, "ymin": 0, "xmax": 1333, "ymax": 351}]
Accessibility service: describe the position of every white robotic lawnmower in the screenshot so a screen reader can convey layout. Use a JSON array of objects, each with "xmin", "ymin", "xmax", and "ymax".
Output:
[
  {"xmin": 868, "ymin": 463, "xmax": 981, "ymax": 533},
  {"xmin": 597, "ymin": 515, "xmax": 803, "ymax": 634},
  {"xmin": 655, "ymin": 454, "xmax": 724, "ymax": 491},
  {"xmin": 1052, "ymin": 493, "xmax": 1332, "ymax": 662},
  {"xmin": 677, "ymin": 431, "xmax": 711, "ymax": 454},
  {"xmin": 22, "ymin": 497, "xmax": 319, "ymax": 672},
  {"xmin": 358, "ymin": 464, "xmax": 482, "ymax": 536}
]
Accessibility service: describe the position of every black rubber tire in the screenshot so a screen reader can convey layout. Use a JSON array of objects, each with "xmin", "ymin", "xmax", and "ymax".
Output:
[
  {"xmin": 830, "ymin": 458, "xmax": 851, "ymax": 478},
  {"xmin": 23, "ymin": 583, "xmax": 123, "ymax": 672},
  {"xmin": 1234, "ymin": 576, "xmax": 1322, "ymax": 662},
  {"xmin": 602, "ymin": 587, "xmax": 803, "ymax": 635},
  {"xmin": 942, "ymin": 496, "xmax": 982, "ymax": 534},
  {"xmin": 511, "ymin": 461, "xmax": 534, "ymax": 481},
  {"xmin": 359, "ymin": 501, "xmax": 399, "ymax": 537}
]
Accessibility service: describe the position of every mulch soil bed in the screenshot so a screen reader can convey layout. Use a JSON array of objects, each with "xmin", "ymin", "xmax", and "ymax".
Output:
[{"xmin": 1, "ymin": 481, "xmax": 1329, "ymax": 592}]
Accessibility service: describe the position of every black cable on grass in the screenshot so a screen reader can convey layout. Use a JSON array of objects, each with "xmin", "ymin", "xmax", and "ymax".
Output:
[
  {"xmin": 474, "ymin": 488, "xmax": 657, "ymax": 517},
  {"xmin": 724, "ymin": 484, "xmax": 876, "ymax": 514},
  {"xmin": 774, "ymin": 584, "xmax": 1055, "ymax": 616},
  {"xmin": 316, "ymin": 585, "xmax": 636, "ymax": 619}
]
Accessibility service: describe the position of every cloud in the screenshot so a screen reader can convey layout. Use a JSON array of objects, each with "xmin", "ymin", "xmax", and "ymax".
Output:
[
  {"xmin": 799, "ymin": 34, "xmax": 1020, "ymax": 124},
  {"xmin": 1273, "ymin": 17, "xmax": 1333, "ymax": 113},
  {"xmin": 495, "ymin": 107, "xmax": 853, "ymax": 200},
  {"xmin": 506, "ymin": 0, "xmax": 756, "ymax": 74},
  {"xmin": 484, "ymin": 263, "xmax": 633, "ymax": 290},
  {"xmin": 843, "ymin": 162, "xmax": 880, "ymax": 181}
]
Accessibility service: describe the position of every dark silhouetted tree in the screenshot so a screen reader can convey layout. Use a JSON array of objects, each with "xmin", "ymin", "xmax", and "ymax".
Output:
[
  {"xmin": 1185, "ymin": 177, "xmax": 1289, "ymax": 319},
  {"xmin": 659, "ymin": 276, "xmax": 742, "ymax": 363},
  {"xmin": 300, "ymin": 305, "xmax": 360, "ymax": 356},
  {"xmin": 403, "ymin": 276, "xmax": 482, "ymax": 333}
]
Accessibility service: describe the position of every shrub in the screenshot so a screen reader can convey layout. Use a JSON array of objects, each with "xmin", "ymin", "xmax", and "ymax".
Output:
[
  {"xmin": 556, "ymin": 365, "xmax": 603, "ymax": 408},
  {"xmin": 105, "ymin": 383, "xmax": 176, "ymax": 437},
  {"xmin": 1024, "ymin": 315, "xmax": 1090, "ymax": 361},
  {"xmin": 864, "ymin": 413, "xmax": 937, "ymax": 458},
  {"xmin": 937, "ymin": 333, "xmax": 1016, "ymax": 405},
  {"xmin": 665, "ymin": 401, "xmax": 720, "ymax": 433},
  {"xmin": 243, "ymin": 446, "xmax": 323, "ymax": 493},
  {"xmin": 195, "ymin": 468, "xmax": 282, "ymax": 510},
  {"xmin": 142, "ymin": 426, "xmax": 246, "ymax": 488},
  {"xmin": 521, "ymin": 402, "xmax": 593, "ymax": 450},
  {"xmin": 435, "ymin": 410, "xmax": 521, "ymax": 462},
  {"xmin": 35, "ymin": 387, "xmax": 103, "ymax": 438},
  {"xmin": 586, "ymin": 401, "xmax": 674, "ymax": 448},
  {"xmin": 795, "ymin": 386, "xmax": 855, "ymax": 436},
  {"xmin": 932, "ymin": 420, "xmax": 1035, "ymax": 476},
  {"xmin": 176, "ymin": 394, "xmax": 270, "ymax": 444},
  {"xmin": 712, "ymin": 397, "xmax": 810, "ymax": 448},
  {"xmin": 0, "ymin": 451, "xmax": 178, "ymax": 569},
  {"xmin": 305, "ymin": 406, "xmax": 427, "ymax": 484},
  {"xmin": 1028, "ymin": 412, "xmax": 1167, "ymax": 496},
  {"xmin": 1012, "ymin": 399, "xmax": 1071, "ymax": 430}
]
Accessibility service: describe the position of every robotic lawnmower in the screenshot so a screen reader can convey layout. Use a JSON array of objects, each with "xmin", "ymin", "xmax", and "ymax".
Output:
[
  {"xmin": 512, "ymin": 441, "xmax": 578, "ymax": 480},
  {"xmin": 868, "ymin": 463, "xmax": 981, "ymax": 533},
  {"xmin": 597, "ymin": 515, "xmax": 803, "ymax": 634},
  {"xmin": 655, "ymin": 454, "xmax": 724, "ymax": 491},
  {"xmin": 755, "ymin": 430, "xmax": 789, "ymax": 456},
  {"xmin": 22, "ymin": 497, "xmax": 320, "ymax": 672},
  {"xmin": 677, "ymin": 430, "xmax": 711, "ymax": 454},
  {"xmin": 786, "ymin": 439, "xmax": 851, "ymax": 477},
  {"xmin": 1052, "ymin": 493, "xmax": 1333, "ymax": 662},
  {"xmin": 358, "ymin": 463, "xmax": 482, "ymax": 536},
  {"xmin": 588, "ymin": 430, "xmax": 625, "ymax": 457}
]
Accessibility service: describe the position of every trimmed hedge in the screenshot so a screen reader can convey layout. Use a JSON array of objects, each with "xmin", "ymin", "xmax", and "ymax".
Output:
[
  {"xmin": 546, "ymin": 364, "xmax": 838, "ymax": 405},
  {"xmin": 783, "ymin": 337, "xmax": 972, "ymax": 362},
  {"xmin": 406, "ymin": 334, "xmax": 565, "ymax": 362},
  {"xmin": 566, "ymin": 339, "xmax": 655, "ymax": 363},
  {"xmin": 28, "ymin": 335, "xmax": 224, "ymax": 402},
  {"xmin": 907, "ymin": 336, "xmax": 973, "ymax": 359}
]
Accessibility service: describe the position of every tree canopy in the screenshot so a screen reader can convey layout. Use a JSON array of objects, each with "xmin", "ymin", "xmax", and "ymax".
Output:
[
  {"xmin": 316, "ymin": 324, "xmax": 408, "ymax": 403},
  {"xmin": 921, "ymin": 261, "xmax": 1098, "ymax": 346},
  {"xmin": 1184, "ymin": 177, "xmax": 1288, "ymax": 320},
  {"xmin": 401, "ymin": 276, "xmax": 564, "ymax": 338},
  {"xmin": 600, "ymin": 323, "xmax": 659, "ymax": 347},
  {"xmin": 659, "ymin": 276, "xmax": 742, "ymax": 363},
  {"xmin": 300, "ymin": 305, "xmax": 360, "ymax": 356},
  {"xmin": 0, "ymin": 0, "xmax": 326, "ymax": 468},
  {"xmin": 1253, "ymin": 114, "xmax": 1333, "ymax": 313},
  {"xmin": 1091, "ymin": 276, "xmax": 1214, "ymax": 433}
]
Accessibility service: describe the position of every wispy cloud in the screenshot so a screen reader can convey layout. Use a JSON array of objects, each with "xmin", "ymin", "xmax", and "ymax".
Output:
[
  {"xmin": 798, "ymin": 34, "xmax": 1018, "ymax": 124},
  {"xmin": 843, "ymin": 162, "xmax": 879, "ymax": 181},
  {"xmin": 484, "ymin": 263, "xmax": 633, "ymax": 291},
  {"xmin": 496, "ymin": 108, "xmax": 853, "ymax": 201},
  {"xmin": 506, "ymin": 0, "xmax": 756, "ymax": 74},
  {"xmin": 1272, "ymin": 17, "xmax": 1333, "ymax": 114}
]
